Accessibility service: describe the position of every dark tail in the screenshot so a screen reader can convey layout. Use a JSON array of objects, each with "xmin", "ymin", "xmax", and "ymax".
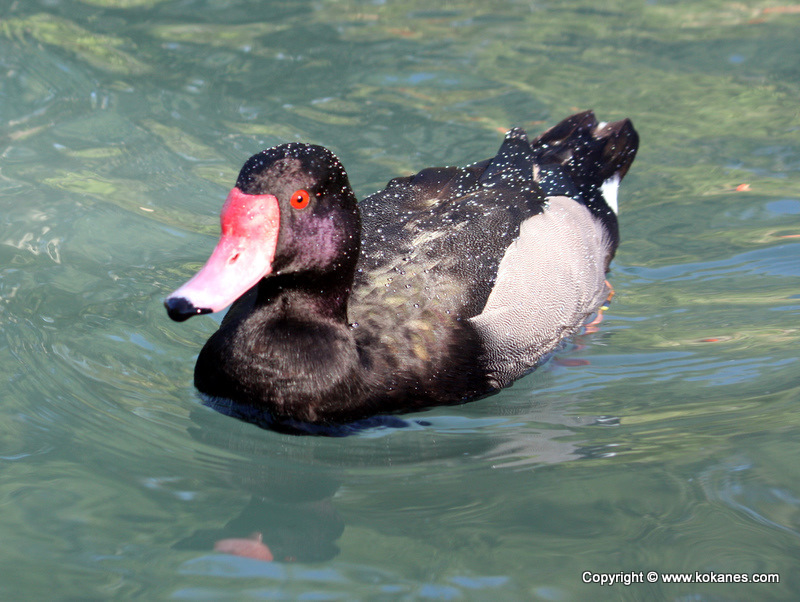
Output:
[{"xmin": 531, "ymin": 110, "xmax": 638, "ymax": 214}]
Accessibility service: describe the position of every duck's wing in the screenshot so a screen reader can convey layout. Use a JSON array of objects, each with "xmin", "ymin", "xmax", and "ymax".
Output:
[{"xmin": 353, "ymin": 129, "xmax": 549, "ymax": 319}]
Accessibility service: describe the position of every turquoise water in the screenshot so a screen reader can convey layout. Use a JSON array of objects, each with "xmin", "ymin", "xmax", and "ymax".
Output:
[{"xmin": 2, "ymin": 0, "xmax": 799, "ymax": 599}]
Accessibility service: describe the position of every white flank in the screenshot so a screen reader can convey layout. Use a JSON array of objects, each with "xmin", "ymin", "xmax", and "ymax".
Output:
[{"xmin": 469, "ymin": 197, "xmax": 612, "ymax": 388}]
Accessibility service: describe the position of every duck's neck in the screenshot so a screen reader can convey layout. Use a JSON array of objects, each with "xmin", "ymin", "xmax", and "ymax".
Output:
[{"xmin": 254, "ymin": 269, "xmax": 353, "ymax": 324}]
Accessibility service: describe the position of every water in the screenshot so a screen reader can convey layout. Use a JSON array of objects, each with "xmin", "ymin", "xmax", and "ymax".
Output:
[{"xmin": 2, "ymin": 0, "xmax": 799, "ymax": 598}]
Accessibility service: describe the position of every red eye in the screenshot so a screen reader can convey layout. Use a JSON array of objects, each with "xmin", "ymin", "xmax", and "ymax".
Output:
[{"xmin": 290, "ymin": 189, "xmax": 310, "ymax": 209}]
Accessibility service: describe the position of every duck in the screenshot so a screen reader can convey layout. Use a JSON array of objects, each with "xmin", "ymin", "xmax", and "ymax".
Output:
[{"xmin": 165, "ymin": 111, "xmax": 638, "ymax": 434}]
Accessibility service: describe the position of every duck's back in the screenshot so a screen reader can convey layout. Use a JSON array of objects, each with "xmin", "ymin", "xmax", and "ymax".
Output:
[
  {"xmin": 350, "ymin": 111, "xmax": 637, "ymax": 395},
  {"xmin": 353, "ymin": 129, "xmax": 547, "ymax": 314}
]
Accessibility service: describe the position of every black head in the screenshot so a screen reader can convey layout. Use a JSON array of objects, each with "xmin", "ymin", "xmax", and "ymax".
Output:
[
  {"xmin": 237, "ymin": 143, "xmax": 361, "ymax": 280},
  {"xmin": 165, "ymin": 143, "xmax": 361, "ymax": 321}
]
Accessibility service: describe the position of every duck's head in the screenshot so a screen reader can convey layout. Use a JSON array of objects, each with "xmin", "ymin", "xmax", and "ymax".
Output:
[{"xmin": 165, "ymin": 143, "xmax": 360, "ymax": 322}]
